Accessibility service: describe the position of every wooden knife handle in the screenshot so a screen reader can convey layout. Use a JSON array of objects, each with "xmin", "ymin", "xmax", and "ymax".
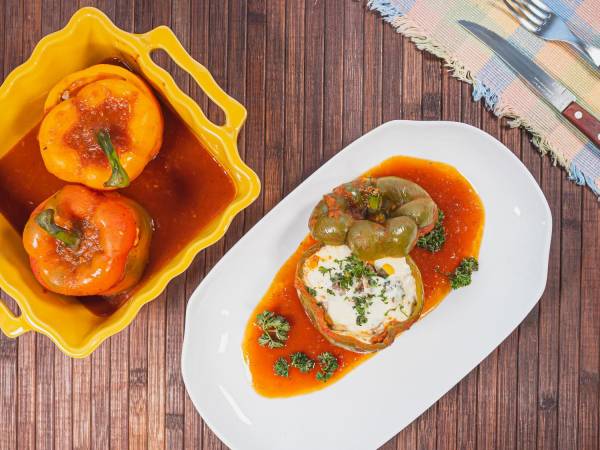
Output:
[{"xmin": 563, "ymin": 101, "xmax": 600, "ymax": 147}]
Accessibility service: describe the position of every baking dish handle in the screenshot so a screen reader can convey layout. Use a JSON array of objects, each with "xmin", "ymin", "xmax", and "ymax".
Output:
[
  {"xmin": 0, "ymin": 299, "xmax": 31, "ymax": 338},
  {"xmin": 138, "ymin": 26, "xmax": 247, "ymax": 141}
]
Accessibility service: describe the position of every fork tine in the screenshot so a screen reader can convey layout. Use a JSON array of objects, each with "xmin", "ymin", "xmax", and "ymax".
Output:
[
  {"xmin": 503, "ymin": 0, "xmax": 541, "ymax": 32},
  {"xmin": 507, "ymin": 0, "xmax": 546, "ymax": 26},
  {"xmin": 529, "ymin": 0, "xmax": 553, "ymax": 13},
  {"xmin": 517, "ymin": 0, "xmax": 551, "ymax": 21}
]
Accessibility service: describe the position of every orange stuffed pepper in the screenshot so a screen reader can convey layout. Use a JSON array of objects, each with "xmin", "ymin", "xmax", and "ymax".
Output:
[
  {"xmin": 23, "ymin": 185, "xmax": 153, "ymax": 297},
  {"xmin": 38, "ymin": 64, "xmax": 163, "ymax": 189}
]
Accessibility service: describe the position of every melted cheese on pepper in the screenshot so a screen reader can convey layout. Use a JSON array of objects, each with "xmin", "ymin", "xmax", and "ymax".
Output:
[{"xmin": 302, "ymin": 245, "xmax": 417, "ymax": 343}]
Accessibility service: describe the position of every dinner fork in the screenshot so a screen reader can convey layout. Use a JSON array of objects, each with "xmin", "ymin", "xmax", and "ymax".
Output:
[{"xmin": 503, "ymin": 0, "xmax": 600, "ymax": 69}]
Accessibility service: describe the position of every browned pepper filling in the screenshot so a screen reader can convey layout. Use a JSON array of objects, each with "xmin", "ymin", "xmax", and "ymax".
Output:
[{"xmin": 63, "ymin": 94, "xmax": 134, "ymax": 166}]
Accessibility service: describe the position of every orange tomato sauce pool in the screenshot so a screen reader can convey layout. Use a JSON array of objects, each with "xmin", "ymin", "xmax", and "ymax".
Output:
[
  {"xmin": 0, "ymin": 106, "xmax": 235, "ymax": 316},
  {"xmin": 243, "ymin": 155, "xmax": 485, "ymax": 398}
]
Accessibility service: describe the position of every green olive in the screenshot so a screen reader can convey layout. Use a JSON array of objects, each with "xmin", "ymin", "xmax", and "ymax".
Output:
[
  {"xmin": 385, "ymin": 216, "xmax": 418, "ymax": 256},
  {"xmin": 376, "ymin": 177, "xmax": 429, "ymax": 210},
  {"xmin": 311, "ymin": 214, "xmax": 352, "ymax": 245},
  {"xmin": 347, "ymin": 216, "xmax": 418, "ymax": 260},
  {"xmin": 346, "ymin": 220, "xmax": 386, "ymax": 260},
  {"xmin": 392, "ymin": 197, "xmax": 438, "ymax": 229}
]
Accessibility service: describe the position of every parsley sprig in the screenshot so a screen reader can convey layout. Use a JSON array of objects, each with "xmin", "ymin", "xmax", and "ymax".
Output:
[
  {"xmin": 273, "ymin": 357, "xmax": 289, "ymax": 377},
  {"xmin": 316, "ymin": 352, "xmax": 339, "ymax": 382},
  {"xmin": 352, "ymin": 295, "xmax": 374, "ymax": 326},
  {"xmin": 256, "ymin": 310, "xmax": 290, "ymax": 349},
  {"xmin": 449, "ymin": 257, "xmax": 479, "ymax": 289},
  {"xmin": 417, "ymin": 210, "xmax": 446, "ymax": 252},
  {"xmin": 290, "ymin": 352, "xmax": 315, "ymax": 373}
]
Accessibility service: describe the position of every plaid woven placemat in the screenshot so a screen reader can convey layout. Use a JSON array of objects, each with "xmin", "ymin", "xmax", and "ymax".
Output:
[{"xmin": 369, "ymin": 0, "xmax": 600, "ymax": 195}]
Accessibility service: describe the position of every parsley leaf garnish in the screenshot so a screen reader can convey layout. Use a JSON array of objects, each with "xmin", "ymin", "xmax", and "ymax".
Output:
[
  {"xmin": 417, "ymin": 210, "xmax": 446, "ymax": 253},
  {"xmin": 316, "ymin": 352, "xmax": 339, "ymax": 382},
  {"xmin": 255, "ymin": 310, "xmax": 290, "ymax": 349},
  {"xmin": 290, "ymin": 352, "xmax": 316, "ymax": 373},
  {"xmin": 306, "ymin": 286, "xmax": 317, "ymax": 297},
  {"xmin": 352, "ymin": 295, "xmax": 373, "ymax": 326},
  {"xmin": 449, "ymin": 257, "xmax": 479, "ymax": 289},
  {"xmin": 273, "ymin": 357, "xmax": 289, "ymax": 377}
]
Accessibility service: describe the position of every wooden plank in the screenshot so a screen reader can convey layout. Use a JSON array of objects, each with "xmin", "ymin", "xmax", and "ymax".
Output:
[
  {"xmin": 241, "ymin": 0, "xmax": 265, "ymax": 232},
  {"xmin": 516, "ymin": 133, "xmax": 542, "ymax": 450},
  {"xmin": 537, "ymin": 150, "xmax": 562, "ymax": 450},
  {"xmin": 435, "ymin": 71, "xmax": 461, "ymax": 450},
  {"xmin": 322, "ymin": 0, "xmax": 344, "ymax": 160},
  {"xmin": 302, "ymin": 0, "xmax": 324, "ymax": 177},
  {"xmin": 72, "ymin": 356, "xmax": 92, "ymax": 450},
  {"xmin": 222, "ymin": 0, "xmax": 248, "ymax": 252},
  {"xmin": 262, "ymin": 0, "xmax": 284, "ymax": 213},
  {"xmin": 380, "ymin": 16, "xmax": 403, "ymax": 450},
  {"xmin": 495, "ymin": 122, "xmax": 521, "ymax": 450},
  {"xmin": 0, "ymin": 293, "xmax": 17, "ymax": 450},
  {"xmin": 476, "ymin": 107, "xmax": 500, "ymax": 450},
  {"xmin": 0, "ymin": 0, "xmax": 22, "ymax": 448},
  {"xmin": 557, "ymin": 178, "xmax": 582, "ymax": 450},
  {"xmin": 455, "ymin": 83, "xmax": 481, "ymax": 450},
  {"xmin": 579, "ymin": 188, "xmax": 600, "ymax": 450},
  {"xmin": 91, "ymin": 342, "xmax": 111, "ymax": 450},
  {"xmin": 396, "ymin": 33, "xmax": 423, "ymax": 450},
  {"xmin": 128, "ymin": 305, "xmax": 149, "ymax": 450},
  {"xmin": 415, "ymin": 51, "xmax": 441, "ymax": 450},
  {"xmin": 342, "ymin": 0, "xmax": 364, "ymax": 146},
  {"xmin": 283, "ymin": 0, "xmax": 305, "ymax": 195},
  {"xmin": 362, "ymin": 4, "xmax": 382, "ymax": 133}
]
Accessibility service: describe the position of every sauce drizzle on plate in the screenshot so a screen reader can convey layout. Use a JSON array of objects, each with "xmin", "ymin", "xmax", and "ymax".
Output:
[{"xmin": 243, "ymin": 156, "xmax": 485, "ymax": 398}]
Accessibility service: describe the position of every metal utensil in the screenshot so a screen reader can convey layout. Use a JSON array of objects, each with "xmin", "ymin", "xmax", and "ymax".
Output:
[
  {"xmin": 459, "ymin": 20, "xmax": 600, "ymax": 146},
  {"xmin": 503, "ymin": 0, "xmax": 600, "ymax": 69}
]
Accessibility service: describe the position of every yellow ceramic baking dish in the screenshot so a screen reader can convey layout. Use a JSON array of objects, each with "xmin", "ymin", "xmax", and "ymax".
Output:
[{"xmin": 0, "ymin": 7, "xmax": 260, "ymax": 357}]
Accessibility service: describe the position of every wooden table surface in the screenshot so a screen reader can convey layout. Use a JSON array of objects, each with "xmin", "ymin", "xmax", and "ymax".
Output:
[{"xmin": 0, "ymin": 1, "xmax": 598, "ymax": 449}]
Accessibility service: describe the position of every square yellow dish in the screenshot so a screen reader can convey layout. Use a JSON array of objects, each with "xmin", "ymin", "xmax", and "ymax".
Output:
[{"xmin": 0, "ymin": 7, "xmax": 260, "ymax": 357}]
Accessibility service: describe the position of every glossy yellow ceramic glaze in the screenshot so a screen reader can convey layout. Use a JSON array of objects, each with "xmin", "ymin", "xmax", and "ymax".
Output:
[{"xmin": 0, "ymin": 7, "xmax": 260, "ymax": 357}]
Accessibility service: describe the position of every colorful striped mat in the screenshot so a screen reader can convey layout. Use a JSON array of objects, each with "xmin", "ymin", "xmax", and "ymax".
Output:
[{"xmin": 369, "ymin": 0, "xmax": 600, "ymax": 196}]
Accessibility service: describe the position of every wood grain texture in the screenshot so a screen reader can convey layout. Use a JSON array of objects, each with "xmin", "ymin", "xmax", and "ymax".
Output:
[{"xmin": 0, "ymin": 1, "xmax": 598, "ymax": 449}]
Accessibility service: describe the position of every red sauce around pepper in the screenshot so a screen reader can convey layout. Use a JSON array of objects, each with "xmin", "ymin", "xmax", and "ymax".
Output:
[
  {"xmin": 0, "ymin": 105, "xmax": 235, "ymax": 316},
  {"xmin": 243, "ymin": 156, "xmax": 485, "ymax": 398}
]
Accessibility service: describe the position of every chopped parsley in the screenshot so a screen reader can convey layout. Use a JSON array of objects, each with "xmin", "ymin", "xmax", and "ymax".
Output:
[
  {"xmin": 449, "ymin": 257, "xmax": 479, "ymax": 289},
  {"xmin": 329, "ymin": 255, "xmax": 379, "ymax": 291},
  {"xmin": 417, "ymin": 210, "xmax": 446, "ymax": 253},
  {"xmin": 290, "ymin": 352, "xmax": 316, "ymax": 373},
  {"xmin": 306, "ymin": 286, "xmax": 317, "ymax": 297},
  {"xmin": 273, "ymin": 357, "xmax": 289, "ymax": 377},
  {"xmin": 316, "ymin": 352, "xmax": 339, "ymax": 382},
  {"xmin": 256, "ymin": 310, "xmax": 290, "ymax": 349},
  {"xmin": 352, "ymin": 295, "xmax": 374, "ymax": 326}
]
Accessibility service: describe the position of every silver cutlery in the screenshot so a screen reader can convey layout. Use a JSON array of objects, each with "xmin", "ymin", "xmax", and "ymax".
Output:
[
  {"xmin": 459, "ymin": 20, "xmax": 600, "ymax": 147},
  {"xmin": 503, "ymin": 0, "xmax": 600, "ymax": 69}
]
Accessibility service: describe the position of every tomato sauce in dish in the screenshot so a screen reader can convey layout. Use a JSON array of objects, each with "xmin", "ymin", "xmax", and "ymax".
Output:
[
  {"xmin": 0, "ymin": 105, "xmax": 236, "ymax": 316},
  {"xmin": 243, "ymin": 156, "xmax": 484, "ymax": 398}
]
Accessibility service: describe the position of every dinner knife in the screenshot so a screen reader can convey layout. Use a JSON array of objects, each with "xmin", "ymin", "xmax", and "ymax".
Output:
[{"xmin": 459, "ymin": 20, "xmax": 600, "ymax": 147}]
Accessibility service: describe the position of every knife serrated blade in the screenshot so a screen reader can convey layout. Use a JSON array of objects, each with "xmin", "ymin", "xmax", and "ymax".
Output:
[{"xmin": 459, "ymin": 20, "xmax": 600, "ymax": 147}]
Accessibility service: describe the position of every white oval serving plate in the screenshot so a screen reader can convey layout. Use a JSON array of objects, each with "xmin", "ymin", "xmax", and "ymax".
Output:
[{"xmin": 181, "ymin": 120, "xmax": 552, "ymax": 450}]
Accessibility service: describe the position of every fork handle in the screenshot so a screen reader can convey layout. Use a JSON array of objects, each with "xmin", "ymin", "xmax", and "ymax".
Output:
[{"xmin": 563, "ymin": 102, "xmax": 600, "ymax": 147}]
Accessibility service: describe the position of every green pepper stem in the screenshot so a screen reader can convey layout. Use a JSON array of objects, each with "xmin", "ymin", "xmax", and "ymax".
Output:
[
  {"xmin": 35, "ymin": 209, "xmax": 81, "ymax": 249},
  {"xmin": 367, "ymin": 193, "xmax": 382, "ymax": 212},
  {"xmin": 97, "ymin": 129, "xmax": 130, "ymax": 188}
]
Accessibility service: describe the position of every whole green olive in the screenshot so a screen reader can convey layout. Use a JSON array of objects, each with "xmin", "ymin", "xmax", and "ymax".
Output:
[{"xmin": 393, "ymin": 197, "xmax": 438, "ymax": 229}]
